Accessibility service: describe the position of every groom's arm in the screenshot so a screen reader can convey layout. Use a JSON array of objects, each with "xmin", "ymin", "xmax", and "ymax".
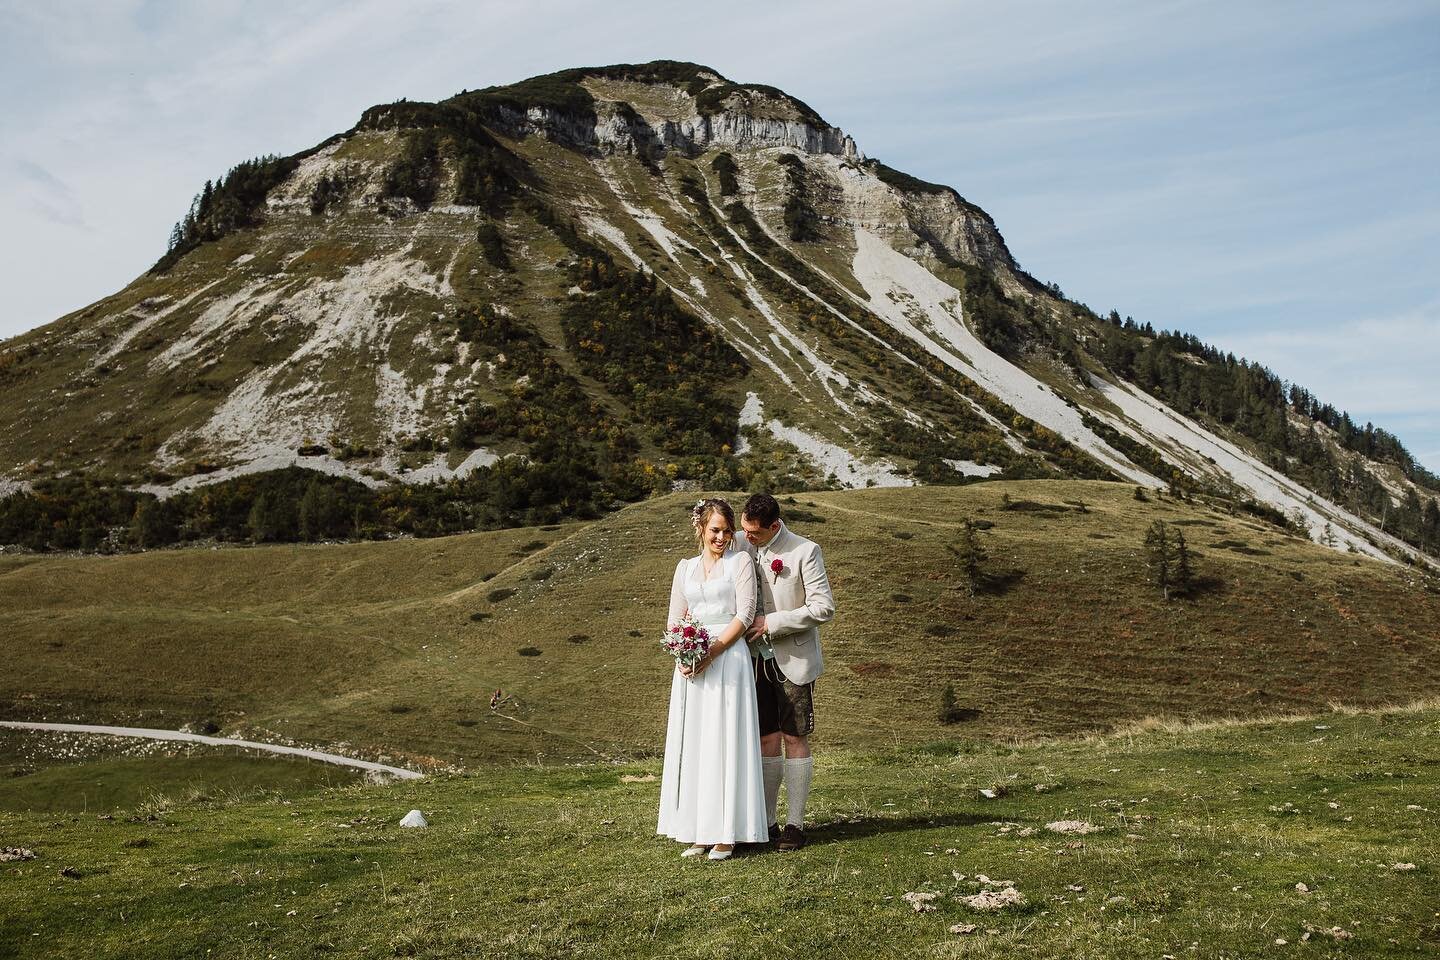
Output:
[{"xmin": 763, "ymin": 544, "xmax": 835, "ymax": 638}]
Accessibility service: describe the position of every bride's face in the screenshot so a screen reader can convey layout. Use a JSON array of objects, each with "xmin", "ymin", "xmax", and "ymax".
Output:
[{"xmin": 703, "ymin": 516, "xmax": 733, "ymax": 555}]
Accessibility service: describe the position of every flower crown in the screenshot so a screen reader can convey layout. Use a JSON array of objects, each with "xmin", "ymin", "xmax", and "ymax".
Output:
[{"xmin": 691, "ymin": 497, "xmax": 734, "ymax": 529}]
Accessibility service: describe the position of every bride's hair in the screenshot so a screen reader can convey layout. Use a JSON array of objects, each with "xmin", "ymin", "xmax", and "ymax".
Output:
[{"xmin": 691, "ymin": 497, "xmax": 735, "ymax": 548}]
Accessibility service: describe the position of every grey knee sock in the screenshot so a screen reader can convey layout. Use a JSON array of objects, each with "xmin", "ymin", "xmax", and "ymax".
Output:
[
  {"xmin": 783, "ymin": 756, "xmax": 813, "ymax": 827},
  {"xmin": 762, "ymin": 755, "xmax": 783, "ymax": 827}
]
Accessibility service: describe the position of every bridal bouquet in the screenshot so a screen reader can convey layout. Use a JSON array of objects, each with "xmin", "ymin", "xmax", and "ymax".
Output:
[{"xmin": 663, "ymin": 614, "xmax": 711, "ymax": 669}]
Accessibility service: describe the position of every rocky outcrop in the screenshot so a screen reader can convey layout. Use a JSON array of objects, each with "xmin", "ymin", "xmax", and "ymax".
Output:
[
  {"xmin": 653, "ymin": 112, "xmax": 858, "ymax": 157},
  {"xmin": 485, "ymin": 100, "xmax": 858, "ymax": 160},
  {"xmin": 904, "ymin": 191, "xmax": 1016, "ymax": 273}
]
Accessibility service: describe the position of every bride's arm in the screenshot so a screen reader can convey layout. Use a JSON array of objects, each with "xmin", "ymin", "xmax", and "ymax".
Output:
[{"xmin": 667, "ymin": 561, "xmax": 688, "ymax": 626}]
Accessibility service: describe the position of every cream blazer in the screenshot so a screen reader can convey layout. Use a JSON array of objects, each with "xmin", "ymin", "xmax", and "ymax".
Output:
[{"xmin": 747, "ymin": 523, "xmax": 834, "ymax": 685}]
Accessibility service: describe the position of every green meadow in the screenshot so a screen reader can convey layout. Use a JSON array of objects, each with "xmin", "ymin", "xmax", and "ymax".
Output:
[
  {"xmin": 1, "ymin": 705, "xmax": 1435, "ymax": 958},
  {"xmin": 4, "ymin": 483, "xmax": 1439, "ymax": 956}
]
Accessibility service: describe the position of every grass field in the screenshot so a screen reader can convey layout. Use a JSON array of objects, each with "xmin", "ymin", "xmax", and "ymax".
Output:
[
  {"xmin": 1, "ymin": 703, "xmax": 1435, "ymax": 958},
  {"xmin": 0, "ymin": 730, "xmax": 362, "ymax": 814},
  {"xmin": 4, "ymin": 482, "xmax": 1440, "ymax": 770}
]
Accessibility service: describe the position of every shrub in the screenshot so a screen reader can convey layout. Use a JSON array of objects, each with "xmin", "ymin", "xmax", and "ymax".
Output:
[
  {"xmin": 309, "ymin": 173, "xmax": 350, "ymax": 215},
  {"xmin": 938, "ymin": 683, "xmax": 962, "ymax": 724},
  {"xmin": 383, "ymin": 129, "xmax": 441, "ymax": 209}
]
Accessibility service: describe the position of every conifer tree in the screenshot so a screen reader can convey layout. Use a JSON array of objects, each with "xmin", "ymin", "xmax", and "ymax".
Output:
[
  {"xmin": 1171, "ymin": 528, "xmax": 1193, "ymax": 596},
  {"xmin": 946, "ymin": 518, "xmax": 987, "ymax": 596},
  {"xmin": 938, "ymin": 682, "xmax": 961, "ymax": 724},
  {"xmin": 1144, "ymin": 519, "xmax": 1194, "ymax": 600},
  {"xmin": 1423, "ymin": 499, "xmax": 1440, "ymax": 556}
]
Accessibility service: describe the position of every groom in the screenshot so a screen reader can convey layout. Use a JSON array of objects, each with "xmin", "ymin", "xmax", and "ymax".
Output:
[{"xmin": 741, "ymin": 493, "xmax": 835, "ymax": 852}]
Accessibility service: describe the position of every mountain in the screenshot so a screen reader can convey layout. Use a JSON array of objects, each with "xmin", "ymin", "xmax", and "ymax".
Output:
[{"xmin": 1, "ymin": 60, "xmax": 1436, "ymax": 565}]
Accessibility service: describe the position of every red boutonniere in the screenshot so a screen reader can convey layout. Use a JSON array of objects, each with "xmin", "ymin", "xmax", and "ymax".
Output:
[{"xmin": 769, "ymin": 558, "xmax": 784, "ymax": 581}]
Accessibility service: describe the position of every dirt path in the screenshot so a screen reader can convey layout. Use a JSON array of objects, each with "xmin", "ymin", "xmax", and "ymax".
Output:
[{"xmin": 0, "ymin": 721, "xmax": 424, "ymax": 780}]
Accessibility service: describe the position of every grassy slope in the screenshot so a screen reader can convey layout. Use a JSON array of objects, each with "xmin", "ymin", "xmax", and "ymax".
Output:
[
  {"xmin": 0, "ymin": 730, "xmax": 361, "ymax": 814},
  {"xmin": 1, "ymin": 704, "xmax": 1435, "ymax": 958},
  {"xmin": 4, "ymin": 484, "xmax": 1439, "ymax": 769}
]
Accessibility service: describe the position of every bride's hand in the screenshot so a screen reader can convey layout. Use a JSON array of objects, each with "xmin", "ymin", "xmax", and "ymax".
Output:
[{"xmin": 681, "ymin": 654, "xmax": 712, "ymax": 680}]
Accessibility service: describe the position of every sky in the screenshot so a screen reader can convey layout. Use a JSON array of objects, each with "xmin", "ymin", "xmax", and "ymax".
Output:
[{"xmin": 2, "ymin": 0, "xmax": 1437, "ymax": 472}]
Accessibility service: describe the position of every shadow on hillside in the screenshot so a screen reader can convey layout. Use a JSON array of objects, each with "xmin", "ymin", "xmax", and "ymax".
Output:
[
  {"xmin": 1180, "ymin": 574, "xmax": 1226, "ymax": 600},
  {"xmin": 977, "ymin": 567, "xmax": 1026, "ymax": 596}
]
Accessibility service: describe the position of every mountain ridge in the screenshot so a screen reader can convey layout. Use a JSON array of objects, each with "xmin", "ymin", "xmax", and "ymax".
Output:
[{"xmin": 0, "ymin": 61, "xmax": 1435, "ymax": 567}]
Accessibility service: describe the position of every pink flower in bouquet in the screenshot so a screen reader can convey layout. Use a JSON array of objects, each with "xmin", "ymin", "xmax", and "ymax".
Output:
[{"xmin": 682, "ymin": 625, "xmax": 696, "ymax": 638}]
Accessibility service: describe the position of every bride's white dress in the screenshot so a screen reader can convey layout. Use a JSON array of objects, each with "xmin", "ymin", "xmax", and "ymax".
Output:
[{"xmin": 656, "ymin": 546, "xmax": 768, "ymax": 845}]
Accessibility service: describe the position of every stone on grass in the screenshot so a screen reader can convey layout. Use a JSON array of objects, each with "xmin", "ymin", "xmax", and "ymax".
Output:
[
  {"xmin": 1, "ymin": 847, "xmax": 36, "ymax": 862},
  {"xmin": 1302, "ymin": 925, "xmax": 1353, "ymax": 942},
  {"xmin": 958, "ymin": 886, "xmax": 1027, "ymax": 911},
  {"xmin": 948, "ymin": 923, "xmax": 979, "ymax": 935},
  {"xmin": 1045, "ymin": 820, "xmax": 1102, "ymax": 835},
  {"xmin": 902, "ymin": 891, "xmax": 939, "ymax": 912},
  {"xmin": 399, "ymin": 810, "xmax": 428, "ymax": 828}
]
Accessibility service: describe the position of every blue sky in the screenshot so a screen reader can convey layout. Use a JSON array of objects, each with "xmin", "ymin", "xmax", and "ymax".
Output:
[{"xmin": 2, "ymin": 0, "xmax": 1436, "ymax": 471}]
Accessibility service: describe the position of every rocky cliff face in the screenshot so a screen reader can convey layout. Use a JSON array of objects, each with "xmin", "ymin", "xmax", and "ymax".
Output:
[
  {"xmin": 482, "ymin": 81, "xmax": 860, "ymax": 160},
  {"xmin": 0, "ymin": 61, "xmax": 1433, "ymax": 565}
]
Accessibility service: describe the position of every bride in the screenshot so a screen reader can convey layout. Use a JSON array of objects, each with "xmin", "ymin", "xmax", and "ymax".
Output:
[{"xmin": 657, "ymin": 497, "xmax": 768, "ymax": 860}]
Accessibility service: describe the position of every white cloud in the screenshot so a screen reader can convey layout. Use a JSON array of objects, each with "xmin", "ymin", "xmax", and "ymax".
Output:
[{"xmin": 1213, "ymin": 300, "xmax": 1440, "ymax": 414}]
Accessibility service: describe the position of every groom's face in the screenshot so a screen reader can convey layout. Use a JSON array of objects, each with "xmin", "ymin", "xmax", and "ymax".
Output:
[{"xmin": 741, "ymin": 515, "xmax": 780, "ymax": 548}]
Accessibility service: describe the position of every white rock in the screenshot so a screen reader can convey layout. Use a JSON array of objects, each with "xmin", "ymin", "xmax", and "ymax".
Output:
[
  {"xmin": 958, "ymin": 886, "xmax": 1026, "ymax": 911},
  {"xmin": 399, "ymin": 809, "xmax": 428, "ymax": 828}
]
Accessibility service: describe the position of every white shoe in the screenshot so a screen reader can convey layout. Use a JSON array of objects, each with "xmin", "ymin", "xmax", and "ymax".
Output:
[
  {"xmin": 681, "ymin": 845, "xmax": 709, "ymax": 858},
  {"xmin": 707, "ymin": 845, "xmax": 734, "ymax": 861}
]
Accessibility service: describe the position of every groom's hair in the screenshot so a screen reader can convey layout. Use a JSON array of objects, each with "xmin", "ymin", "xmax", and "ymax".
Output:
[{"xmin": 742, "ymin": 493, "xmax": 781, "ymax": 527}]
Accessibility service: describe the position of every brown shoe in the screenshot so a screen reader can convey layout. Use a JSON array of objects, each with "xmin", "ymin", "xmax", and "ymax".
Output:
[
  {"xmin": 767, "ymin": 823, "xmax": 781, "ymax": 844},
  {"xmin": 777, "ymin": 824, "xmax": 805, "ymax": 852}
]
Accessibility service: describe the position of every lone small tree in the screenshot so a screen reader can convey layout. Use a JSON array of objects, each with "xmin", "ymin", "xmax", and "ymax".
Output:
[
  {"xmin": 947, "ymin": 518, "xmax": 988, "ymax": 596},
  {"xmin": 938, "ymin": 682, "xmax": 962, "ymax": 724},
  {"xmin": 1172, "ymin": 527, "xmax": 1194, "ymax": 596},
  {"xmin": 1143, "ymin": 519, "xmax": 1193, "ymax": 600}
]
